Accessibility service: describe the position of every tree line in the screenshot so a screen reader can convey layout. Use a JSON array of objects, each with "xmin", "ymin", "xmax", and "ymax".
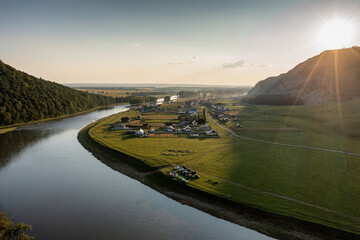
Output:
[
  {"xmin": 178, "ymin": 88, "xmax": 249, "ymax": 99},
  {"xmin": 114, "ymin": 96, "xmax": 158, "ymax": 105}
]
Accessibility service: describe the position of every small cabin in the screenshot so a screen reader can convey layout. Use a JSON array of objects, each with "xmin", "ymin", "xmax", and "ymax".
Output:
[{"xmin": 121, "ymin": 117, "xmax": 130, "ymax": 123}]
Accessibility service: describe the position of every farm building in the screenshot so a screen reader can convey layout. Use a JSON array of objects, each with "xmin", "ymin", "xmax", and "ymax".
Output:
[{"xmin": 121, "ymin": 117, "xmax": 130, "ymax": 123}]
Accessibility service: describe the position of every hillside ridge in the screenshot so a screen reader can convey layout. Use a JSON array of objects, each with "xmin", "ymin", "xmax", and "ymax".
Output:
[{"xmin": 248, "ymin": 47, "xmax": 360, "ymax": 104}]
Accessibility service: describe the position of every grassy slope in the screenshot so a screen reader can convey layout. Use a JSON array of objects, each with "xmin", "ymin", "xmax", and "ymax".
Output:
[
  {"xmin": 216, "ymin": 99, "xmax": 360, "ymax": 153},
  {"xmin": 88, "ymin": 100, "xmax": 360, "ymax": 235}
]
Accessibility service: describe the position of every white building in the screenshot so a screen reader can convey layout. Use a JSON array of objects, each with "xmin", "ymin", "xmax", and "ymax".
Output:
[{"xmin": 183, "ymin": 126, "xmax": 192, "ymax": 132}]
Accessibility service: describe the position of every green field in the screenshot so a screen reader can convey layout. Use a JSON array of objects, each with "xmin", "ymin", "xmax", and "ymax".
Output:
[
  {"xmin": 88, "ymin": 99, "xmax": 360, "ymax": 235},
  {"xmin": 212, "ymin": 99, "xmax": 360, "ymax": 152}
]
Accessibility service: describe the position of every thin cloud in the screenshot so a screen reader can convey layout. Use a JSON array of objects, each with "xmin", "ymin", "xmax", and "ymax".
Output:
[
  {"xmin": 221, "ymin": 60, "xmax": 272, "ymax": 69},
  {"xmin": 167, "ymin": 56, "xmax": 198, "ymax": 66},
  {"xmin": 221, "ymin": 60, "xmax": 245, "ymax": 68},
  {"xmin": 258, "ymin": 64, "xmax": 272, "ymax": 67}
]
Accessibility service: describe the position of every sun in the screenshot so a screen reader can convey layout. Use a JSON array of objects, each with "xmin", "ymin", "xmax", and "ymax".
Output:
[{"xmin": 317, "ymin": 19, "xmax": 355, "ymax": 50}]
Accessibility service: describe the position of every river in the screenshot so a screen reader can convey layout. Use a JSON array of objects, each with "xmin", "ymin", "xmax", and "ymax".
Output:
[{"xmin": 0, "ymin": 105, "xmax": 274, "ymax": 240}]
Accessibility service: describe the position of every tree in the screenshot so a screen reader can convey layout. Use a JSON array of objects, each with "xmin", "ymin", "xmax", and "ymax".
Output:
[
  {"xmin": 164, "ymin": 96, "xmax": 171, "ymax": 102},
  {"xmin": 0, "ymin": 212, "xmax": 34, "ymax": 240}
]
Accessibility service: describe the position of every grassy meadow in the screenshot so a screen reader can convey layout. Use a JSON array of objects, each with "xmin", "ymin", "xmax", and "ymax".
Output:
[
  {"xmin": 213, "ymin": 98, "xmax": 360, "ymax": 153},
  {"xmin": 88, "ymin": 99, "xmax": 360, "ymax": 234}
]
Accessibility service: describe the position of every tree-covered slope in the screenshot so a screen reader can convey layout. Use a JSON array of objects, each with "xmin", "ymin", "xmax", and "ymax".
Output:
[{"xmin": 0, "ymin": 60, "xmax": 114, "ymax": 125}]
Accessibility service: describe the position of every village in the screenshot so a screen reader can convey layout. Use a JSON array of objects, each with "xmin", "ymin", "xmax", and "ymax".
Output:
[
  {"xmin": 107, "ymin": 99, "xmax": 225, "ymax": 183},
  {"xmin": 109, "ymin": 100, "xmax": 220, "ymax": 138}
]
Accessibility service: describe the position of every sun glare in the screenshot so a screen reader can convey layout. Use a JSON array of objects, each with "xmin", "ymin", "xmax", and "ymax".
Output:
[{"xmin": 317, "ymin": 19, "xmax": 355, "ymax": 50}]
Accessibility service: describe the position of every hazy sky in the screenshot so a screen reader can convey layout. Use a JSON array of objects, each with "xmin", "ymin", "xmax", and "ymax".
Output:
[{"xmin": 1, "ymin": 0, "xmax": 359, "ymax": 86}]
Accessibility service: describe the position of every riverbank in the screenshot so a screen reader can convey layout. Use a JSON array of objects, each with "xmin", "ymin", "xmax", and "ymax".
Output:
[
  {"xmin": 78, "ymin": 118, "xmax": 359, "ymax": 240},
  {"xmin": 0, "ymin": 103, "xmax": 126, "ymax": 135},
  {"xmin": 0, "ymin": 127, "xmax": 17, "ymax": 135}
]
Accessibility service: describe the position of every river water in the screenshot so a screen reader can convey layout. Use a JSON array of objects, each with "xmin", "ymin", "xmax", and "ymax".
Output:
[{"xmin": 0, "ymin": 105, "xmax": 274, "ymax": 240}]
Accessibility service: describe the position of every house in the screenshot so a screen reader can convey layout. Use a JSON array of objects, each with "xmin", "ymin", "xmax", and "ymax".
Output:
[
  {"xmin": 121, "ymin": 117, "xmax": 130, "ymax": 123},
  {"xmin": 206, "ymin": 129, "xmax": 219, "ymax": 136},
  {"xmin": 221, "ymin": 117, "xmax": 228, "ymax": 122},
  {"xmin": 189, "ymin": 109, "xmax": 197, "ymax": 114},
  {"xmin": 136, "ymin": 115, "xmax": 141, "ymax": 120},
  {"xmin": 179, "ymin": 122, "xmax": 186, "ymax": 126},
  {"xmin": 169, "ymin": 171, "xmax": 178, "ymax": 178},
  {"xmin": 236, "ymin": 123, "xmax": 243, "ymax": 128},
  {"xmin": 167, "ymin": 125, "xmax": 175, "ymax": 132},
  {"xmin": 192, "ymin": 120, "xmax": 198, "ymax": 126},
  {"xmin": 199, "ymin": 124, "xmax": 211, "ymax": 130},
  {"xmin": 142, "ymin": 123, "xmax": 150, "ymax": 129},
  {"xmin": 183, "ymin": 126, "xmax": 192, "ymax": 132},
  {"xmin": 150, "ymin": 128, "xmax": 155, "ymax": 133},
  {"xmin": 136, "ymin": 129, "xmax": 144, "ymax": 136}
]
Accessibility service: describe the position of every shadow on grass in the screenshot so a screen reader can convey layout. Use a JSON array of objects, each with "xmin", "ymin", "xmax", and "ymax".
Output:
[{"xmin": 220, "ymin": 104, "xmax": 360, "ymax": 238}]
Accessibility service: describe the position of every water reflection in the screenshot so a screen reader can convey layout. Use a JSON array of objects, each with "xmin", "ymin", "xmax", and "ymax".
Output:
[{"xmin": 0, "ymin": 130, "xmax": 53, "ymax": 170}]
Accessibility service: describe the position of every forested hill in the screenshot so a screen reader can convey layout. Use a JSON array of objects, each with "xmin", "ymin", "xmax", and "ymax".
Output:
[{"xmin": 0, "ymin": 60, "xmax": 115, "ymax": 126}]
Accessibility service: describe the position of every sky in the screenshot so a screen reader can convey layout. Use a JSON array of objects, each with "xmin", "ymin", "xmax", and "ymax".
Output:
[{"xmin": 0, "ymin": 0, "xmax": 359, "ymax": 86}]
